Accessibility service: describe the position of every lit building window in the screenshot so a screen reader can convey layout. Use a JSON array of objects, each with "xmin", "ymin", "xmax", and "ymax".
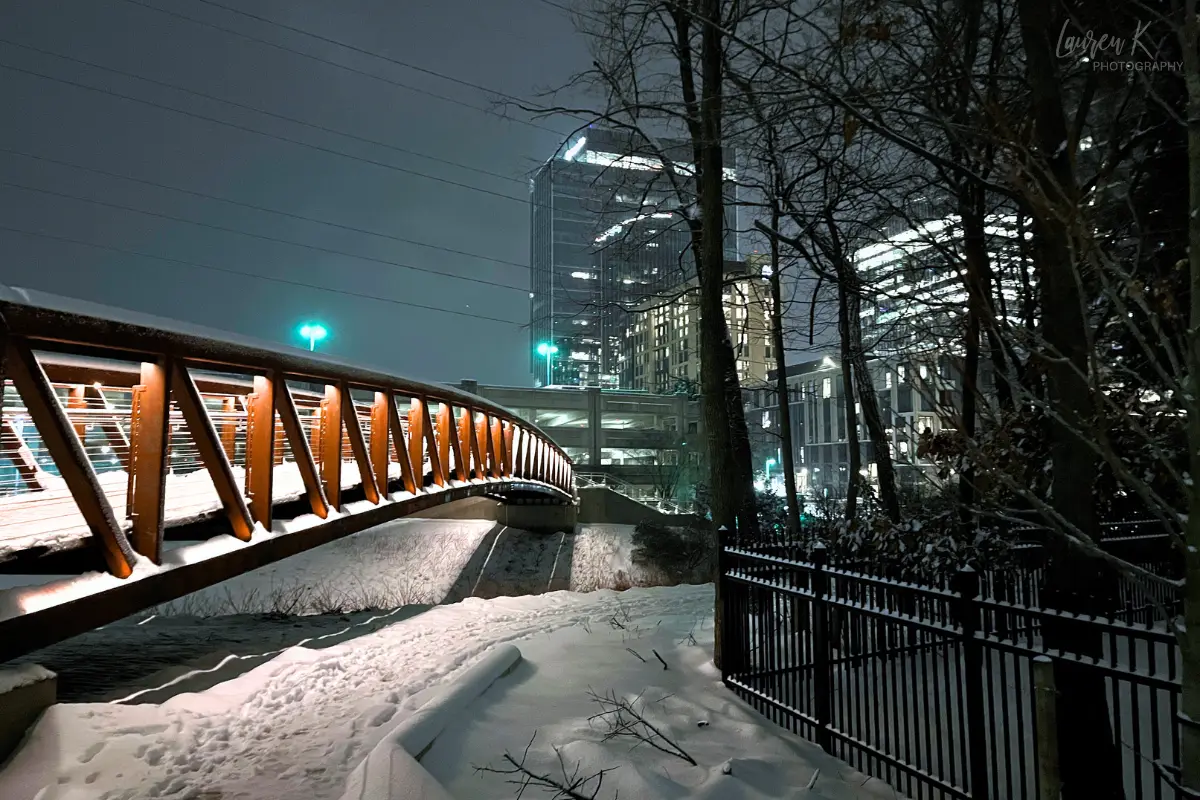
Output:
[{"xmin": 822, "ymin": 377, "xmax": 832, "ymax": 398}]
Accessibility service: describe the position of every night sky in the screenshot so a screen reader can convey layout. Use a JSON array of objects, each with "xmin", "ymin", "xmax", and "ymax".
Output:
[{"xmin": 0, "ymin": 0, "xmax": 591, "ymax": 386}]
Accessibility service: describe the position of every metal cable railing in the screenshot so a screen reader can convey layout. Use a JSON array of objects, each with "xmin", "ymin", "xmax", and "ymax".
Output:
[
  {"xmin": 0, "ymin": 288, "xmax": 575, "ymax": 577},
  {"xmin": 575, "ymin": 471, "xmax": 697, "ymax": 516}
]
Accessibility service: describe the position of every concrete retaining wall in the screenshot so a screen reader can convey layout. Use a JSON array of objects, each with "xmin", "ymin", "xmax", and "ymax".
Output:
[
  {"xmin": 418, "ymin": 496, "xmax": 576, "ymax": 535},
  {"xmin": 0, "ymin": 664, "xmax": 55, "ymax": 767},
  {"xmin": 576, "ymin": 486, "xmax": 707, "ymax": 528}
]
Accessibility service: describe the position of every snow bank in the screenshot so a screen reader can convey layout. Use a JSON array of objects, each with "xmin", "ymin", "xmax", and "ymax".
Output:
[
  {"xmin": 340, "ymin": 644, "xmax": 522, "ymax": 800},
  {"xmin": 0, "ymin": 585, "xmax": 897, "ymax": 800},
  {"xmin": 0, "ymin": 664, "xmax": 54, "ymax": 694},
  {"xmin": 420, "ymin": 589, "xmax": 895, "ymax": 800},
  {"xmin": 0, "ymin": 586, "xmax": 715, "ymax": 800},
  {"xmin": 142, "ymin": 522, "xmax": 675, "ymax": 618},
  {"xmin": 152, "ymin": 518, "xmax": 497, "ymax": 616}
]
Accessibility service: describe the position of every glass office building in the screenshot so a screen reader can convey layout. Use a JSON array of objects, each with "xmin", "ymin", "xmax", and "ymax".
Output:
[{"xmin": 529, "ymin": 128, "xmax": 738, "ymax": 387}]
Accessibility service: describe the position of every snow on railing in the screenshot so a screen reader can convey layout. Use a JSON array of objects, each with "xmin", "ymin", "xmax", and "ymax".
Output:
[{"xmin": 0, "ymin": 286, "xmax": 575, "ymax": 577}]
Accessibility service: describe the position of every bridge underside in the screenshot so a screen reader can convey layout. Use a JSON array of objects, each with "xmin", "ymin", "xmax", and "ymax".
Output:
[{"xmin": 0, "ymin": 480, "xmax": 571, "ymax": 663}]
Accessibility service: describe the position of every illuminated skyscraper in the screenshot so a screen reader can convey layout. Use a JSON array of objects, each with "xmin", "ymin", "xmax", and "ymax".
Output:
[{"xmin": 529, "ymin": 127, "xmax": 738, "ymax": 387}]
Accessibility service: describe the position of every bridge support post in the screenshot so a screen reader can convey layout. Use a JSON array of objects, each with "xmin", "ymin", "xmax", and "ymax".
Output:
[
  {"xmin": 490, "ymin": 419, "xmax": 504, "ymax": 479},
  {"xmin": 66, "ymin": 385, "xmax": 86, "ymax": 441},
  {"xmin": 244, "ymin": 375, "xmax": 276, "ymax": 529},
  {"xmin": 502, "ymin": 422, "xmax": 514, "ymax": 477},
  {"xmin": 219, "ymin": 397, "xmax": 237, "ymax": 463},
  {"xmin": 436, "ymin": 403, "xmax": 453, "ymax": 482},
  {"xmin": 319, "ymin": 384, "xmax": 343, "ymax": 511},
  {"xmin": 128, "ymin": 359, "xmax": 172, "ymax": 562},
  {"xmin": 370, "ymin": 392, "xmax": 391, "ymax": 498}
]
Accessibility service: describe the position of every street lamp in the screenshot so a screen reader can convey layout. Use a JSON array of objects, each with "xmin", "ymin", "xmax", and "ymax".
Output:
[
  {"xmin": 299, "ymin": 323, "xmax": 328, "ymax": 352},
  {"xmin": 765, "ymin": 457, "xmax": 776, "ymax": 481},
  {"xmin": 536, "ymin": 342, "xmax": 559, "ymax": 386}
]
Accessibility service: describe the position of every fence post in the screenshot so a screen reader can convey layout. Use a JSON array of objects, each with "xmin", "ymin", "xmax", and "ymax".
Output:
[
  {"xmin": 1032, "ymin": 656, "xmax": 1061, "ymax": 800},
  {"xmin": 811, "ymin": 542, "xmax": 832, "ymax": 752},
  {"xmin": 717, "ymin": 525, "xmax": 733, "ymax": 676},
  {"xmin": 952, "ymin": 566, "xmax": 989, "ymax": 799}
]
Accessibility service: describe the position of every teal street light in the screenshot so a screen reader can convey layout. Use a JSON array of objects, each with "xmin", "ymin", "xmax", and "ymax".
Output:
[
  {"xmin": 536, "ymin": 342, "xmax": 559, "ymax": 386},
  {"xmin": 765, "ymin": 457, "xmax": 777, "ymax": 482},
  {"xmin": 299, "ymin": 323, "xmax": 328, "ymax": 352}
]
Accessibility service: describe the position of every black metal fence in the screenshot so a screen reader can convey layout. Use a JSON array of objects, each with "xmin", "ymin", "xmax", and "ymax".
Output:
[{"xmin": 719, "ymin": 541, "xmax": 1183, "ymax": 799}]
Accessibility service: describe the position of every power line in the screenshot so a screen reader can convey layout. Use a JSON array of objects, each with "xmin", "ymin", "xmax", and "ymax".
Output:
[
  {"xmin": 113, "ymin": 0, "xmax": 570, "ymax": 137},
  {"xmin": 0, "ymin": 38, "xmax": 529, "ymax": 188},
  {"xmin": 0, "ymin": 60, "xmax": 529, "ymax": 208},
  {"xmin": 0, "ymin": 178, "xmax": 530, "ymax": 293},
  {"xmin": 194, "ymin": 0, "xmax": 568, "ymax": 114},
  {"xmin": 0, "ymin": 147, "xmax": 532, "ymax": 271},
  {"xmin": 0, "ymin": 224, "xmax": 527, "ymax": 326}
]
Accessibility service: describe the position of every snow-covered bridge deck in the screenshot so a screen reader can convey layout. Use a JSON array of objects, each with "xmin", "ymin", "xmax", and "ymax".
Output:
[{"xmin": 0, "ymin": 286, "xmax": 574, "ymax": 660}]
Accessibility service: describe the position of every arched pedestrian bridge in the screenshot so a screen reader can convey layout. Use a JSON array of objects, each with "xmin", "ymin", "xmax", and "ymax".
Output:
[{"xmin": 0, "ymin": 287, "xmax": 574, "ymax": 662}]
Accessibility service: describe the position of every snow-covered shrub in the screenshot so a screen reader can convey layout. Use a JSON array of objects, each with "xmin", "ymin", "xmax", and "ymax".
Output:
[{"xmin": 631, "ymin": 521, "xmax": 716, "ymax": 584}]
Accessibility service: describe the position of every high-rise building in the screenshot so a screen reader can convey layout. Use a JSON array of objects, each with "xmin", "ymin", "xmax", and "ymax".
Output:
[
  {"xmin": 855, "ymin": 209, "xmax": 1027, "ymax": 357},
  {"xmin": 529, "ymin": 127, "xmax": 738, "ymax": 387},
  {"xmin": 622, "ymin": 259, "xmax": 772, "ymax": 393}
]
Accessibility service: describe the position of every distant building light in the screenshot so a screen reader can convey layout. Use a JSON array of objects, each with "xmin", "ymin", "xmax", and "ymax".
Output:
[{"xmin": 562, "ymin": 136, "xmax": 587, "ymax": 161}]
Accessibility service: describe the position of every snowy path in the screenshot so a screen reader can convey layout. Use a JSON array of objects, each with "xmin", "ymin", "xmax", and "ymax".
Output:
[{"xmin": 1, "ymin": 587, "xmax": 715, "ymax": 800}]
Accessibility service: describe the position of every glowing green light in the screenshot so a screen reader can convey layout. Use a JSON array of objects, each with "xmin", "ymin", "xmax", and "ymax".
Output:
[{"xmin": 299, "ymin": 322, "xmax": 328, "ymax": 351}]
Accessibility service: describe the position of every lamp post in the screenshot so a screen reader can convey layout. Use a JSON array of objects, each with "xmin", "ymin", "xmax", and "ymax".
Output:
[
  {"xmin": 765, "ymin": 457, "xmax": 776, "ymax": 482},
  {"xmin": 536, "ymin": 342, "xmax": 558, "ymax": 386},
  {"xmin": 299, "ymin": 323, "xmax": 328, "ymax": 352}
]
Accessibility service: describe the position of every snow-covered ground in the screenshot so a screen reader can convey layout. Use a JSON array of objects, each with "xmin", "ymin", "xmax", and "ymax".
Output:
[
  {"xmin": 132, "ymin": 521, "xmax": 692, "ymax": 617},
  {"xmin": 1, "ymin": 584, "xmax": 897, "ymax": 800},
  {"xmin": 0, "ymin": 521, "xmax": 699, "ymax": 704}
]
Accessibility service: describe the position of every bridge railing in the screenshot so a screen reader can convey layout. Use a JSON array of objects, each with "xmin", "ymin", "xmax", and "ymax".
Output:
[
  {"xmin": 0, "ymin": 287, "xmax": 574, "ymax": 579},
  {"xmin": 574, "ymin": 472, "xmax": 697, "ymax": 516}
]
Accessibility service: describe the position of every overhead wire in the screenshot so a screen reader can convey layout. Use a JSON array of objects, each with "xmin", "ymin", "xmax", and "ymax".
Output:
[
  {"xmin": 192, "ymin": 0, "xmax": 579, "ymax": 116},
  {"xmin": 0, "ymin": 223, "xmax": 527, "ymax": 326},
  {"xmin": 0, "ymin": 2, "xmax": 603, "ymax": 325},
  {"xmin": 0, "ymin": 38, "xmax": 528, "ymax": 189},
  {"xmin": 0, "ymin": 178, "xmax": 530, "ymax": 292},
  {"xmin": 0, "ymin": 147, "xmax": 532, "ymax": 271},
  {"xmin": 0, "ymin": 62, "xmax": 531, "ymax": 208},
  {"xmin": 112, "ymin": 0, "xmax": 572, "ymax": 137}
]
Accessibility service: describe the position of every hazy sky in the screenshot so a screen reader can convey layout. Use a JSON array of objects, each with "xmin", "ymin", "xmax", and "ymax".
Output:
[{"xmin": 0, "ymin": 0, "xmax": 591, "ymax": 386}]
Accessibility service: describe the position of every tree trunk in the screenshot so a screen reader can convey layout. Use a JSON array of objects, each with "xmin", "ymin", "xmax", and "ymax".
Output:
[
  {"xmin": 1178, "ymin": 0, "xmax": 1200, "ymax": 788},
  {"xmin": 768, "ymin": 207, "xmax": 802, "ymax": 536},
  {"xmin": 1015, "ymin": 0, "xmax": 1122, "ymax": 794},
  {"xmin": 826, "ymin": 210, "xmax": 901, "ymax": 521},
  {"xmin": 958, "ymin": 185, "xmax": 985, "ymax": 530},
  {"xmin": 836, "ymin": 265, "xmax": 861, "ymax": 520},
  {"xmin": 686, "ymin": 0, "xmax": 758, "ymax": 670}
]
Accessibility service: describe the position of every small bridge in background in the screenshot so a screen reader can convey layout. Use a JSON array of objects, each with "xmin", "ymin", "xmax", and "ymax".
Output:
[{"xmin": 0, "ymin": 286, "xmax": 574, "ymax": 662}]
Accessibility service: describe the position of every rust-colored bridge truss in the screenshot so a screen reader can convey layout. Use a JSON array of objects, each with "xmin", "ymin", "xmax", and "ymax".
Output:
[{"xmin": 0, "ymin": 287, "xmax": 573, "ymax": 661}]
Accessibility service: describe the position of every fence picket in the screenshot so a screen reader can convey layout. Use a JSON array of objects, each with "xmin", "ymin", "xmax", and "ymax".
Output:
[{"xmin": 719, "ymin": 540, "xmax": 1182, "ymax": 799}]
